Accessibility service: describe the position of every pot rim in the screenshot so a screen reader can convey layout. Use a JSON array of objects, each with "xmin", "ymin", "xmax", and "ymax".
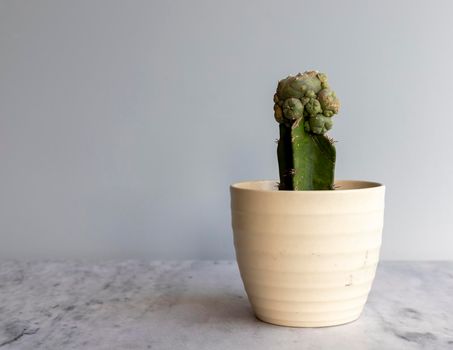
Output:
[{"xmin": 231, "ymin": 179, "xmax": 384, "ymax": 194}]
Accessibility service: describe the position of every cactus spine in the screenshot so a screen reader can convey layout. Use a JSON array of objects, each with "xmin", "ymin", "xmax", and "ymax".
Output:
[{"xmin": 274, "ymin": 71, "xmax": 340, "ymax": 190}]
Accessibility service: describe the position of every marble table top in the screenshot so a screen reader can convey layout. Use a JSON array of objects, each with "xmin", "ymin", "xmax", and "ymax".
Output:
[{"xmin": 0, "ymin": 261, "xmax": 452, "ymax": 350}]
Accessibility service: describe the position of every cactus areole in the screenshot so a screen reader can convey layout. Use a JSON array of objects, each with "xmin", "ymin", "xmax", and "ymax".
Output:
[{"xmin": 274, "ymin": 71, "xmax": 340, "ymax": 190}]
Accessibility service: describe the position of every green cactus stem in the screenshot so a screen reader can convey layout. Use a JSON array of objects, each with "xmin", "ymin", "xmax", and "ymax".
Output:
[{"xmin": 274, "ymin": 71, "xmax": 340, "ymax": 190}]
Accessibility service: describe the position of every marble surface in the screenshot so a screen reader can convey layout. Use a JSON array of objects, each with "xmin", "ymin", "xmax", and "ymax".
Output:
[{"xmin": 0, "ymin": 261, "xmax": 452, "ymax": 350}]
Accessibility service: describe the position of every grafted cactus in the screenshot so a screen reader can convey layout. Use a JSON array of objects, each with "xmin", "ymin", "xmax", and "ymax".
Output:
[{"xmin": 274, "ymin": 71, "xmax": 340, "ymax": 190}]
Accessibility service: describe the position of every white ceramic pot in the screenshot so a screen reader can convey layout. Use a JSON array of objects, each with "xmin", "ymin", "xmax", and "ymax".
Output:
[{"xmin": 230, "ymin": 180, "xmax": 385, "ymax": 327}]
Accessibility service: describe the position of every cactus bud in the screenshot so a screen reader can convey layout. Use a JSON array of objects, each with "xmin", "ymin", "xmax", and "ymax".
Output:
[
  {"xmin": 309, "ymin": 114, "xmax": 333, "ymax": 135},
  {"xmin": 305, "ymin": 98, "xmax": 322, "ymax": 117},
  {"xmin": 318, "ymin": 88, "xmax": 340, "ymax": 115},
  {"xmin": 282, "ymin": 98, "xmax": 304, "ymax": 120},
  {"xmin": 317, "ymin": 72, "xmax": 329, "ymax": 89},
  {"xmin": 276, "ymin": 71, "xmax": 323, "ymax": 101}
]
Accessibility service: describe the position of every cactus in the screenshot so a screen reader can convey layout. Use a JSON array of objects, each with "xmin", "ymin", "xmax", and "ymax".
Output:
[{"xmin": 274, "ymin": 71, "xmax": 340, "ymax": 190}]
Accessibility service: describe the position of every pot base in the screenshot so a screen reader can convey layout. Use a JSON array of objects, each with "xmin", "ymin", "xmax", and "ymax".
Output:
[{"xmin": 255, "ymin": 312, "xmax": 361, "ymax": 328}]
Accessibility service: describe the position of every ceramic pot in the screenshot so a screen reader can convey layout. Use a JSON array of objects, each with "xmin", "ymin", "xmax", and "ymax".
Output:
[{"xmin": 230, "ymin": 180, "xmax": 385, "ymax": 327}]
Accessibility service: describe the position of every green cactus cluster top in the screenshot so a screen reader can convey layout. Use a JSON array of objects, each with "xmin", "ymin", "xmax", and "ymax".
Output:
[{"xmin": 273, "ymin": 71, "xmax": 340, "ymax": 134}]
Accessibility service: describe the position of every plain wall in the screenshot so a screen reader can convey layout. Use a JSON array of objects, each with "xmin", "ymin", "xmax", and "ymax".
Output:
[{"xmin": 1, "ymin": 0, "xmax": 452, "ymax": 260}]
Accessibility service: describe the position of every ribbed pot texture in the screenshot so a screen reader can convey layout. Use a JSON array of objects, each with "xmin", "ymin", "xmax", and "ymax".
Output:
[{"xmin": 230, "ymin": 180, "xmax": 385, "ymax": 327}]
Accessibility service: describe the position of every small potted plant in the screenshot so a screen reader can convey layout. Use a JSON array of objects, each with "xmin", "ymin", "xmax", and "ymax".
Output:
[{"xmin": 230, "ymin": 71, "xmax": 385, "ymax": 327}]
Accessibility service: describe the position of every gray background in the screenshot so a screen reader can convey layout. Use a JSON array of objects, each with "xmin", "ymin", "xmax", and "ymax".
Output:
[{"xmin": 1, "ymin": 0, "xmax": 452, "ymax": 260}]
